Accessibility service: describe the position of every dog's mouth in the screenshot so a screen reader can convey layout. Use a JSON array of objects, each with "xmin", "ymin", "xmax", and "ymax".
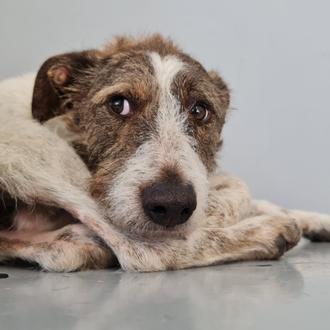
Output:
[{"xmin": 123, "ymin": 219, "xmax": 192, "ymax": 241}]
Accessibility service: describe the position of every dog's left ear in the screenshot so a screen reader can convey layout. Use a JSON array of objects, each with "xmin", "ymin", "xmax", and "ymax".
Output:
[
  {"xmin": 208, "ymin": 70, "xmax": 230, "ymax": 110},
  {"xmin": 32, "ymin": 50, "xmax": 101, "ymax": 123}
]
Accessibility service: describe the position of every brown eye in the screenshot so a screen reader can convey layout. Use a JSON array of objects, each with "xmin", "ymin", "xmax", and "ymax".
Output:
[
  {"xmin": 189, "ymin": 103, "xmax": 209, "ymax": 122},
  {"xmin": 108, "ymin": 95, "xmax": 132, "ymax": 116}
]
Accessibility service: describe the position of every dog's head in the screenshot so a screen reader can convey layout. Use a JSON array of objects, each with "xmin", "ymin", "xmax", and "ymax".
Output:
[{"xmin": 32, "ymin": 35, "xmax": 230, "ymax": 237}]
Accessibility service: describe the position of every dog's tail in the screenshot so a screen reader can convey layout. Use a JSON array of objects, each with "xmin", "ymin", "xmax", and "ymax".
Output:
[{"xmin": 252, "ymin": 200, "xmax": 330, "ymax": 242}]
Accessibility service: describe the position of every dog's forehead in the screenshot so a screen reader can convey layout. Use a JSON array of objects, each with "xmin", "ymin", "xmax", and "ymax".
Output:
[
  {"xmin": 148, "ymin": 52, "xmax": 185, "ymax": 91},
  {"xmin": 96, "ymin": 47, "xmax": 210, "ymax": 91}
]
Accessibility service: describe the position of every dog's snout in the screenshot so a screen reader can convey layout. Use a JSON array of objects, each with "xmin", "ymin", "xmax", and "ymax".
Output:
[{"xmin": 141, "ymin": 182, "xmax": 197, "ymax": 227}]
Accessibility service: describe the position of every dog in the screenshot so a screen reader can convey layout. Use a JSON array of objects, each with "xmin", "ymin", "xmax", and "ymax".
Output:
[{"xmin": 1, "ymin": 34, "xmax": 330, "ymax": 272}]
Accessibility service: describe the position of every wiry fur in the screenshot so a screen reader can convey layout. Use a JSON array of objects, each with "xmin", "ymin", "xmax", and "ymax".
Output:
[
  {"xmin": 107, "ymin": 53, "xmax": 208, "ymax": 235},
  {"xmin": 0, "ymin": 35, "xmax": 330, "ymax": 272},
  {"xmin": 0, "ymin": 74, "xmax": 117, "ymax": 270}
]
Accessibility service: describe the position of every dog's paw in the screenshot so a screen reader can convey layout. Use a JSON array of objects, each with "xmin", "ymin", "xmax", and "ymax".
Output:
[
  {"xmin": 302, "ymin": 214, "xmax": 330, "ymax": 242},
  {"xmin": 304, "ymin": 229, "xmax": 330, "ymax": 242},
  {"xmin": 261, "ymin": 217, "xmax": 302, "ymax": 260}
]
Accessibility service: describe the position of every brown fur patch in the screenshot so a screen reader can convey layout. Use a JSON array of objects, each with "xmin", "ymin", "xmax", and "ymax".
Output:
[{"xmin": 31, "ymin": 34, "xmax": 231, "ymax": 232}]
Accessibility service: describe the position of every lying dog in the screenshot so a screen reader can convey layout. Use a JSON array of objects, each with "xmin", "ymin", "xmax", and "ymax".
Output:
[{"xmin": 1, "ymin": 35, "xmax": 330, "ymax": 272}]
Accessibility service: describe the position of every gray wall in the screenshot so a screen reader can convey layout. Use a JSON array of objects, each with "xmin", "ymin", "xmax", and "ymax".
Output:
[{"xmin": 1, "ymin": 0, "xmax": 329, "ymax": 212}]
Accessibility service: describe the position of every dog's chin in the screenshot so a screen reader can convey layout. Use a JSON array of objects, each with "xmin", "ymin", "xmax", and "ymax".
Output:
[{"xmin": 107, "ymin": 212, "xmax": 201, "ymax": 241}]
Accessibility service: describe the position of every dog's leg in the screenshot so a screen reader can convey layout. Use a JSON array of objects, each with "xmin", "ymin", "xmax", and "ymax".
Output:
[
  {"xmin": 208, "ymin": 177, "xmax": 330, "ymax": 242},
  {"xmin": 111, "ymin": 213, "xmax": 301, "ymax": 272},
  {"xmin": 252, "ymin": 200, "xmax": 330, "ymax": 242},
  {"xmin": 206, "ymin": 175, "xmax": 253, "ymax": 227},
  {"xmin": 0, "ymin": 224, "xmax": 116, "ymax": 271},
  {"xmin": 192, "ymin": 214, "xmax": 301, "ymax": 268}
]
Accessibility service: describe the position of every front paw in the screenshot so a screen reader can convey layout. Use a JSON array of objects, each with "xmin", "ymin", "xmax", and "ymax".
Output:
[{"xmin": 265, "ymin": 217, "xmax": 302, "ymax": 259}]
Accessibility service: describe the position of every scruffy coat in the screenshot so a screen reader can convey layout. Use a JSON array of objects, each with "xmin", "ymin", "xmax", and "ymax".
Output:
[{"xmin": 1, "ymin": 38, "xmax": 330, "ymax": 272}]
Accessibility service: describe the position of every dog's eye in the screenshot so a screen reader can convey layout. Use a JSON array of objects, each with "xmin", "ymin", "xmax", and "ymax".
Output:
[
  {"xmin": 108, "ymin": 95, "xmax": 131, "ymax": 116},
  {"xmin": 189, "ymin": 103, "xmax": 209, "ymax": 122}
]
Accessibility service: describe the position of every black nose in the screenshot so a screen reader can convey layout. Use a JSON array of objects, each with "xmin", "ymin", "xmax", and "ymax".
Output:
[{"xmin": 141, "ymin": 181, "xmax": 197, "ymax": 227}]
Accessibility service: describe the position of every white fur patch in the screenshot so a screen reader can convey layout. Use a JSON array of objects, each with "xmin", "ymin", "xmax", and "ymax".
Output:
[
  {"xmin": 107, "ymin": 53, "xmax": 208, "ymax": 233},
  {"xmin": 149, "ymin": 52, "xmax": 184, "ymax": 94},
  {"xmin": 0, "ymin": 73, "xmax": 36, "ymax": 120}
]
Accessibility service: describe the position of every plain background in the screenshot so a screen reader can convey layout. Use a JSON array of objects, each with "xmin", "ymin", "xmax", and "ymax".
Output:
[{"xmin": 0, "ymin": 0, "xmax": 329, "ymax": 212}]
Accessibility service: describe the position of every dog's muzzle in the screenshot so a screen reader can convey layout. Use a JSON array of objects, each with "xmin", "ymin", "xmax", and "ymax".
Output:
[{"xmin": 141, "ymin": 181, "xmax": 197, "ymax": 228}]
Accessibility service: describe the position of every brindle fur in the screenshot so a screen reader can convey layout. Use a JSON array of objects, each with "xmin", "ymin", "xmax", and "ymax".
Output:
[{"xmin": 0, "ymin": 35, "xmax": 330, "ymax": 272}]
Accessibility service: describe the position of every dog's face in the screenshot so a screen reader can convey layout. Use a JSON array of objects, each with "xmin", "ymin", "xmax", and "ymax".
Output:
[{"xmin": 32, "ymin": 35, "xmax": 230, "ymax": 237}]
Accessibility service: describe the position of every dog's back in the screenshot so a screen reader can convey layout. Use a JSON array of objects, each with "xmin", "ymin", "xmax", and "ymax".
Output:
[{"xmin": 0, "ymin": 73, "xmax": 35, "ymax": 120}]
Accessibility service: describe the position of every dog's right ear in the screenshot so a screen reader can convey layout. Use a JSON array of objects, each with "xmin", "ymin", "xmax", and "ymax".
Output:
[{"xmin": 32, "ymin": 50, "xmax": 101, "ymax": 123}]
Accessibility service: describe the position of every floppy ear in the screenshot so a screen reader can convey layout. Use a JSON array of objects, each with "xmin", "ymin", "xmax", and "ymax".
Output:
[
  {"xmin": 32, "ymin": 50, "xmax": 101, "ymax": 123},
  {"xmin": 208, "ymin": 70, "xmax": 230, "ymax": 109}
]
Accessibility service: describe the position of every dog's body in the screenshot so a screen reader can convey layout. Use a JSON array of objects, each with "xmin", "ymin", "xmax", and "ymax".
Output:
[{"xmin": 1, "ymin": 35, "xmax": 330, "ymax": 272}]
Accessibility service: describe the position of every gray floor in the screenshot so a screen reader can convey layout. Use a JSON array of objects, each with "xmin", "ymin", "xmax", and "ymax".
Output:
[{"xmin": 0, "ymin": 240, "xmax": 329, "ymax": 330}]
